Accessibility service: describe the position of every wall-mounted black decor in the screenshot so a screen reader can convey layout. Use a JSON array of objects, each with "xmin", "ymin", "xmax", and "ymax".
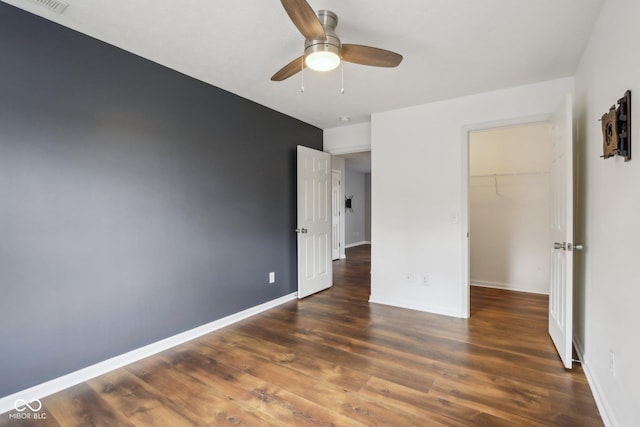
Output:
[
  {"xmin": 345, "ymin": 195, "xmax": 354, "ymax": 212},
  {"xmin": 601, "ymin": 90, "xmax": 631, "ymax": 161}
]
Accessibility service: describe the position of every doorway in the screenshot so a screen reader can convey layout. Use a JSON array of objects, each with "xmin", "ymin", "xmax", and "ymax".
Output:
[
  {"xmin": 333, "ymin": 152, "xmax": 371, "ymax": 254},
  {"xmin": 468, "ymin": 122, "xmax": 552, "ymax": 300}
]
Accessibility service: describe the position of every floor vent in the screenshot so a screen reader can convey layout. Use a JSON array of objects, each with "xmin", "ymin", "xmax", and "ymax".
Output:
[{"xmin": 28, "ymin": 0, "xmax": 69, "ymax": 14}]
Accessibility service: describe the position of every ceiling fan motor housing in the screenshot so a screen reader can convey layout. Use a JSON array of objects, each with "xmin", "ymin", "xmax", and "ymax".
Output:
[{"xmin": 304, "ymin": 10, "xmax": 341, "ymax": 60}]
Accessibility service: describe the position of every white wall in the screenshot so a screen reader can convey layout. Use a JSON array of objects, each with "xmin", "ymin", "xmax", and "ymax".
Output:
[
  {"xmin": 470, "ymin": 124, "xmax": 551, "ymax": 176},
  {"xmin": 370, "ymin": 77, "xmax": 574, "ymax": 317},
  {"xmin": 470, "ymin": 123, "xmax": 551, "ymax": 294},
  {"xmin": 324, "ymin": 122, "xmax": 371, "ymax": 154},
  {"xmin": 345, "ymin": 169, "xmax": 367, "ymax": 246},
  {"xmin": 573, "ymin": 0, "xmax": 640, "ymax": 425}
]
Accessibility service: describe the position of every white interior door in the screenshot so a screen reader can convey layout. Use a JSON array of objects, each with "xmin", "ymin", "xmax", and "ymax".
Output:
[
  {"xmin": 331, "ymin": 170, "xmax": 341, "ymax": 260},
  {"xmin": 549, "ymin": 94, "xmax": 574, "ymax": 369},
  {"xmin": 297, "ymin": 146, "xmax": 332, "ymax": 298}
]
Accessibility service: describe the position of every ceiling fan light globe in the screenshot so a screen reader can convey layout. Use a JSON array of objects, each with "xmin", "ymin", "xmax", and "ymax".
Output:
[{"xmin": 305, "ymin": 51, "xmax": 340, "ymax": 71}]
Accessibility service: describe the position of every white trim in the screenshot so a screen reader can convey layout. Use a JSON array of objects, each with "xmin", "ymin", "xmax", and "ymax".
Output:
[
  {"xmin": 574, "ymin": 345, "xmax": 618, "ymax": 427},
  {"xmin": 471, "ymin": 281, "xmax": 549, "ymax": 295},
  {"xmin": 0, "ymin": 292, "xmax": 297, "ymax": 414},
  {"xmin": 461, "ymin": 127, "xmax": 471, "ymax": 318},
  {"xmin": 344, "ymin": 240, "xmax": 371, "ymax": 249},
  {"xmin": 462, "ymin": 114, "xmax": 554, "ymax": 320},
  {"xmin": 369, "ymin": 295, "xmax": 463, "ymax": 318},
  {"xmin": 462, "ymin": 114, "xmax": 553, "ymax": 134},
  {"xmin": 331, "ymin": 168, "xmax": 343, "ymax": 261},
  {"xmin": 325, "ymin": 144, "xmax": 371, "ymax": 155}
]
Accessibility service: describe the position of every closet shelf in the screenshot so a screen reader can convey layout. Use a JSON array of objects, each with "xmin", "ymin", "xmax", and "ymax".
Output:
[{"xmin": 469, "ymin": 171, "xmax": 549, "ymax": 178}]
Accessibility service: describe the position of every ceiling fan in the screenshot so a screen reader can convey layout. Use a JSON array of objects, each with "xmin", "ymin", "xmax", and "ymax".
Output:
[{"xmin": 271, "ymin": 0, "xmax": 403, "ymax": 81}]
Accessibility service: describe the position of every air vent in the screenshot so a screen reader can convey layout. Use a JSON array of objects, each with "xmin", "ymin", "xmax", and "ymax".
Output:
[{"xmin": 27, "ymin": 0, "xmax": 69, "ymax": 14}]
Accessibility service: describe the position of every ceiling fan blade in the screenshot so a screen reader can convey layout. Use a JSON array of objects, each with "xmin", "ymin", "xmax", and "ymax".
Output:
[
  {"xmin": 280, "ymin": 0, "xmax": 326, "ymax": 40},
  {"xmin": 341, "ymin": 44, "xmax": 403, "ymax": 68},
  {"xmin": 271, "ymin": 56, "xmax": 306, "ymax": 81}
]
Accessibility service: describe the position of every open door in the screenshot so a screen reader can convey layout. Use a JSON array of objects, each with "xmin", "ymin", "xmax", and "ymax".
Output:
[
  {"xmin": 297, "ymin": 146, "xmax": 332, "ymax": 298},
  {"xmin": 549, "ymin": 94, "xmax": 574, "ymax": 369}
]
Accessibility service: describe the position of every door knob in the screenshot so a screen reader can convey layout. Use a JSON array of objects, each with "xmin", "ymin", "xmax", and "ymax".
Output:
[
  {"xmin": 567, "ymin": 243, "xmax": 584, "ymax": 251},
  {"xmin": 295, "ymin": 228, "xmax": 308, "ymax": 234},
  {"xmin": 553, "ymin": 242, "xmax": 566, "ymax": 250}
]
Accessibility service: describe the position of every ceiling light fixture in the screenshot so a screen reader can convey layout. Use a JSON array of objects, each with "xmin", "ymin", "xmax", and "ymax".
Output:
[
  {"xmin": 305, "ymin": 49, "xmax": 340, "ymax": 71},
  {"xmin": 303, "ymin": 10, "xmax": 341, "ymax": 72},
  {"xmin": 271, "ymin": 5, "xmax": 402, "ymax": 82}
]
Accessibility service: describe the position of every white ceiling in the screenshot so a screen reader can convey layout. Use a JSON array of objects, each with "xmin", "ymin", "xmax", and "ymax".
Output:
[{"xmin": 3, "ymin": 0, "xmax": 603, "ymax": 129}]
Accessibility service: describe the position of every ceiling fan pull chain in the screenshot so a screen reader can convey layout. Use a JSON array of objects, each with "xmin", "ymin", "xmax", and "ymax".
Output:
[{"xmin": 340, "ymin": 62, "xmax": 345, "ymax": 94}]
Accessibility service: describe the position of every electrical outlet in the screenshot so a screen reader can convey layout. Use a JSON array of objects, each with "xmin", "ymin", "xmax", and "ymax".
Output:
[{"xmin": 269, "ymin": 272, "xmax": 275, "ymax": 284}]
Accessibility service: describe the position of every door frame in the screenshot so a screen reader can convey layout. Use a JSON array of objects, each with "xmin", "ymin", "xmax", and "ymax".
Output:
[
  {"xmin": 325, "ymin": 147, "xmax": 371, "ymax": 260},
  {"xmin": 461, "ymin": 114, "xmax": 553, "ymax": 318},
  {"xmin": 331, "ymin": 169, "xmax": 343, "ymax": 260}
]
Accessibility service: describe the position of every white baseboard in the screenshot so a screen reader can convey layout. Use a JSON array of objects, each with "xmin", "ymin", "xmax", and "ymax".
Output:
[
  {"xmin": 471, "ymin": 280, "xmax": 549, "ymax": 295},
  {"xmin": 345, "ymin": 241, "xmax": 371, "ymax": 249},
  {"xmin": 0, "ymin": 292, "xmax": 297, "ymax": 415},
  {"xmin": 573, "ymin": 339, "xmax": 618, "ymax": 427},
  {"xmin": 369, "ymin": 294, "xmax": 463, "ymax": 318}
]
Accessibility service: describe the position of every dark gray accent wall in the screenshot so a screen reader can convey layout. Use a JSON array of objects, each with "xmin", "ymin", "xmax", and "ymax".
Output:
[{"xmin": 0, "ymin": 3, "xmax": 322, "ymax": 397}]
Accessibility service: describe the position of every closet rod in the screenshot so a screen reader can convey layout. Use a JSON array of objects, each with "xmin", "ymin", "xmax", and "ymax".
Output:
[{"xmin": 469, "ymin": 171, "xmax": 549, "ymax": 195}]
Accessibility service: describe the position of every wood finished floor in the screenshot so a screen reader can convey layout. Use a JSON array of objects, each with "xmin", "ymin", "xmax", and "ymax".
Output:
[{"xmin": 1, "ymin": 245, "xmax": 602, "ymax": 426}]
